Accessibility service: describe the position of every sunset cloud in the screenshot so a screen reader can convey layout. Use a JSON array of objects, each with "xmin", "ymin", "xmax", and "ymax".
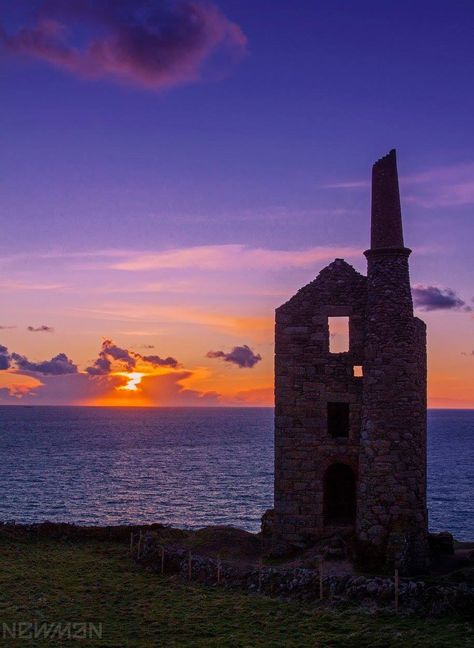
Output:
[
  {"xmin": 110, "ymin": 244, "xmax": 360, "ymax": 272},
  {"xmin": 86, "ymin": 339, "xmax": 178, "ymax": 375},
  {"xmin": 0, "ymin": 345, "xmax": 11, "ymax": 370},
  {"xmin": 0, "ymin": 280, "xmax": 64, "ymax": 292},
  {"xmin": 231, "ymin": 386, "xmax": 274, "ymax": 405},
  {"xmin": 74, "ymin": 303, "xmax": 274, "ymax": 338},
  {"xmin": 206, "ymin": 344, "xmax": 262, "ymax": 368},
  {"xmin": 27, "ymin": 325, "xmax": 54, "ymax": 333},
  {"xmin": 136, "ymin": 370, "xmax": 219, "ymax": 406},
  {"xmin": 0, "ymin": 367, "xmax": 219, "ymax": 407},
  {"xmin": 0, "ymin": 372, "xmax": 126, "ymax": 405},
  {"xmin": 1, "ymin": 0, "xmax": 246, "ymax": 90},
  {"xmin": 141, "ymin": 354, "xmax": 179, "ymax": 368},
  {"xmin": 99, "ymin": 339, "xmax": 136, "ymax": 371},
  {"xmin": 412, "ymin": 285, "xmax": 471, "ymax": 312},
  {"xmin": 11, "ymin": 352, "xmax": 78, "ymax": 375},
  {"xmin": 85, "ymin": 355, "xmax": 111, "ymax": 377}
]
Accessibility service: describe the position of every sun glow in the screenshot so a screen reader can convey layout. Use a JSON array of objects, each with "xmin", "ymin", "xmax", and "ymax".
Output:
[{"xmin": 116, "ymin": 372, "xmax": 145, "ymax": 392}]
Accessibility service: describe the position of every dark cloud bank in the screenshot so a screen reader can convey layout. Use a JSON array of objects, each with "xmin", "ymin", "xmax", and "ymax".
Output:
[
  {"xmin": 0, "ymin": 339, "xmax": 178, "ymax": 379},
  {"xmin": 0, "ymin": 345, "xmax": 10, "ymax": 370},
  {"xmin": 0, "ymin": 0, "xmax": 247, "ymax": 89},
  {"xmin": 11, "ymin": 352, "xmax": 77, "ymax": 375},
  {"xmin": 0, "ymin": 340, "xmax": 218, "ymax": 406},
  {"xmin": 0, "ymin": 344, "xmax": 77, "ymax": 375}
]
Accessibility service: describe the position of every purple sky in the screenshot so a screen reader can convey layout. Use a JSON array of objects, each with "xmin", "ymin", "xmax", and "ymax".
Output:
[{"xmin": 0, "ymin": 1, "xmax": 473, "ymax": 406}]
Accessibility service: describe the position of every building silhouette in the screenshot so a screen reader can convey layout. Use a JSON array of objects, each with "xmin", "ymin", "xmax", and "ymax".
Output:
[{"xmin": 273, "ymin": 150, "xmax": 428, "ymax": 571}]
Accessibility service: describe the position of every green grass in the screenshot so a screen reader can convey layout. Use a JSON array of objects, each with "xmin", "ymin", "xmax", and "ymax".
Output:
[{"xmin": 0, "ymin": 536, "xmax": 472, "ymax": 647}]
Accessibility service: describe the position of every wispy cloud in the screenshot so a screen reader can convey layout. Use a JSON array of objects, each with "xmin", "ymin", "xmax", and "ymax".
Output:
[
  {"xmin": 72, "ymin": 303, "xmax": 273, "ymax": 336},
  {"xmin": 109, "ymin": 244, "xmax": 360, "ymax": 272},
  {"xmin": 403, "ymin": 163, "xmax": 474, "ymax": 208},
  {"xmin": 1, "ymin": 0, "xmax": 246, "ymax": 90},
  {"xmin": 0, "ymin": 280, "xmax": 65, "ymax": 292},
  {"xmin": 0, "ymin": 242, "xmax": 360, "ymax": 273},
  {"xmin": 170, "ymin": 206, "xmax": 356, "ymax": 223},
  {"xmin": 322, "ymin": 180, "xmax": 369, "ymax": 190},
  {"xmin": 323, "ymin": 161, "xmax": 474, "ymax": 208}
]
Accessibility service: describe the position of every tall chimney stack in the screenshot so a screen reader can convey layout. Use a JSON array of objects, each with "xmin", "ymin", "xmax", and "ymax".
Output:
[
  {"xmin": 359, "ymin": 149, "xmax": 428, "ymax": 572},
  {"xmin": 370, "ymin": 149, "xmax": 404, "ymax": 249}
]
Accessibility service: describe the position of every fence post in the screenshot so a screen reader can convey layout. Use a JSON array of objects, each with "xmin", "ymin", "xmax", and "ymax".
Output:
[
  {"xmin": 137, "ymin": 531, "xmax": 143, "ymax": 560},
  {"xmin": 319, "ymin": 557, "xmax": 324, "ymax": 600},
  {"xmin": 394, "ymin": 568, "xmax": 399, "ymax": 613}
]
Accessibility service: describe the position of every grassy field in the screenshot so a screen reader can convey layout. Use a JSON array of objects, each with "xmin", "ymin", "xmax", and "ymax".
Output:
[{"xmin": 0, "ymin": 535, "xmax": 472, "ymax": 647}]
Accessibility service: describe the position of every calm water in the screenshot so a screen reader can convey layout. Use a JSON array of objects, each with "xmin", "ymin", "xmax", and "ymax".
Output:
[{"xmin": 0, "ymin": 407, "xmax": 472, "ymax": 540}]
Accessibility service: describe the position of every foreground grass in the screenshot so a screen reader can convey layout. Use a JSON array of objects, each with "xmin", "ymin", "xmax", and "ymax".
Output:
[{"xmin": 0, "ymin": 536, "xmax": 472, "ymax": 647}]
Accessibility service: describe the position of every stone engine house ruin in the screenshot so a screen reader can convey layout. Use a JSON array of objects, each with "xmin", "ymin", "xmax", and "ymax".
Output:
[{"xmin": 273, "ymin": 150, "xmax": 428, "ymax": 570}]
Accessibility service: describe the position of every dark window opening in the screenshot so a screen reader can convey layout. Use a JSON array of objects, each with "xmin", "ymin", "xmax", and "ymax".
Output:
[
  {"xmin": 324, "ymin": 463, "xmax": 356, "ymax": 524},
  {"xmin": 327, "ymin": 402, "xmax": 350, "ymax": 438}
]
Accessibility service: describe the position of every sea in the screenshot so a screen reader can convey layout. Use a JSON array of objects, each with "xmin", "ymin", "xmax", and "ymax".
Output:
[{"xmin": 0, "ymin": 407, "xmax": 472, "ymax": 540}]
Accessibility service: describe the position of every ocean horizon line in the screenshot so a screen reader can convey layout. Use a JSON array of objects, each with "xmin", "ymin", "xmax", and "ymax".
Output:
[{"xmin": 0, "ymin": 404, "xmax": 472, "ymax": 411}]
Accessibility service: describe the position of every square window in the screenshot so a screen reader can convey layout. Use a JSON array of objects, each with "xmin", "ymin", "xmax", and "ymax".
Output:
[
  {"xmin": 327, "ymin": 402, "xmax": 350, "ymax": 438},
  {"xmin": 353, "ymin": 365, "xmax": 363, "ymax": 377}
]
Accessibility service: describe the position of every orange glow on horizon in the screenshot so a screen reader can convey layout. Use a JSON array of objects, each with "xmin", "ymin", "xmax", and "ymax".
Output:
[{"xmin": 115, "ymin": 372, "xmax": 145, "ymax": 392}]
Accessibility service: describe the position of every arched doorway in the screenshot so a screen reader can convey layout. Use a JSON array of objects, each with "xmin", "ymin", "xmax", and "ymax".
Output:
[{"xmin": 324, "ymin": 463, "xmax": 356, "ymax": 524}]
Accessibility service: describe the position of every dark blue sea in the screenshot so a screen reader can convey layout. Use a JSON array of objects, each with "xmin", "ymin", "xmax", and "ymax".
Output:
[{"xmin": 0, "ymin": 407, "xmax": 472, "ymax": 540}]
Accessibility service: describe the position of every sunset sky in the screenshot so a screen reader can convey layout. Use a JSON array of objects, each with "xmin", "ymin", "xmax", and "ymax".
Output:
[{"xmin": 0, "ymin": 0, "xmax": 472, "ymax": 407}]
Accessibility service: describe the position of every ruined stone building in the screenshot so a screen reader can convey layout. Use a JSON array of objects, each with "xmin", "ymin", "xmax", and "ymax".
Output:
[{"xmin": 273, "ymin": 150, "xmax": 428, "ymax": 571}]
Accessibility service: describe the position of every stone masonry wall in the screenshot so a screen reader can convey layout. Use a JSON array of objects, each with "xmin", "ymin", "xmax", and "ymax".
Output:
[
  {"xmin": 357, "ymin": 249, "xmax": 428, "ymax": 571},
  {"xmin": 274, "ymin": 259, "xmax": 367, "ymax": 543}
]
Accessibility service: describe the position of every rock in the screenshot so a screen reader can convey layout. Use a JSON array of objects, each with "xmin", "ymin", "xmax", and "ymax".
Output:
[
  {"xmin": 323, "ymin": 546, "xmax": 346, "ymax": 560},
  {"xmin": 429, "ymin": 531, "xmax": 454, "ymax": 555},
  {"xmin": 447, "ymin": 568, "xmax": 474, "ymax": 585},
  {"xmin": 268, "ymin": 535, "xmax": 295, "ymax": 559}
]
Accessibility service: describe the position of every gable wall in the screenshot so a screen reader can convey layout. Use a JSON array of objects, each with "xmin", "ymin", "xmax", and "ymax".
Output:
[{"xmin": 274, "ymin": 260, "xmax": 367, "ymax": 541}]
